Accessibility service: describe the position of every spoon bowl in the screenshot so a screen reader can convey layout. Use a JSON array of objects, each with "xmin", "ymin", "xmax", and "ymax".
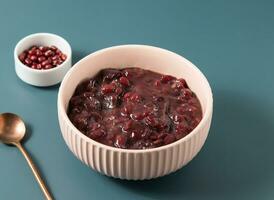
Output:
[{"xmin": 0, "ymin": 113, "xmax": 25, "ymax": 144}]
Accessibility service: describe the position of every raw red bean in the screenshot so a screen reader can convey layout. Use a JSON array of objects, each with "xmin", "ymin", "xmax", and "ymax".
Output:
[
  {"xmin": 44, "ymin": 50, "xmax": 54, "ymax": 57},
  {"xmin": 56, "ymin": 49, "xmax": 61, "ymax": 55},
  {"xmin": 35, "ymin": 49, "xmax": 43, "ymax": 56},
  {"xmin": 50, "ymin": 45, "xmax": 57, "ymax": 51},
  {"xmin": 57, "ymin": 59, "xmax": 63, "ymax": 65},
  {"xmin": 61, "ymin": 54, "xmax": 67, "ymax": 61},
  {"xmin": 44, "ymin": 64, "xmax": 53, "ymax": 69},
  {"xmin": 30, "ymin": 55, "xmax": 37, "ymax": 61},
  {"xmin": 25, "ymin": 58, "xmax": 32, "ymax": 65},
  {"xmin": 31, "ymin": 46, "xmax": 37, "ymax": 50},
  {"xmin": 28, "ymin": 49, "xmax": 36, "ymax": 55},
  {"xmin": 31, "ymin": 63, "xmax": 37, "ymax": 69},
  {"xmin": 18, "ymin": 52, "xmax": 27, "ymax": 62},
  {"xmin": 39, "ymin": 46, "xmax": 48, "ymax": 52},
  {"xmin": 37, "ymin": 64, "xmax": 42, "ymax": 69},
  {"xmin": 19, "ymin": 45, "xmax": 67, "ymax": 70},
  {"xmin": 38, "ymin": 56, "xmax": 46, "ymax": 62},
  {"xmin": 47, "ymin": 58, "xmax": 52, "ymax": 64},
  {"xmin": 52, "ymin": 60, "xmax": 58, "ymax": 66},
  {"xmin": 41, "ymin": 60, "xmax": 49, "ymax": 66},
  {"xmin": 52, "ymin": 55, "xmax": 58, "ymax": 60}
]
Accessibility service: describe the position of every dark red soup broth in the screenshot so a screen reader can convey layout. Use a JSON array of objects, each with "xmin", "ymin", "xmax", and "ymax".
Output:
[{"xmin": 68, "ymin": 68, "xmax": 203, "ymax": 149}]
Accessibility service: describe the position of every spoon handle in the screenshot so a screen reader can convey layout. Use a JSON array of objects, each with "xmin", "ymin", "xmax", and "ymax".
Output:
[{"xmin": 15, "ymin": 143, "xmax": 53, "ymax": 200}]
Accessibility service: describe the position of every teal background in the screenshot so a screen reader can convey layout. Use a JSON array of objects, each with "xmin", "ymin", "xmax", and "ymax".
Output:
[{"xmin": 0, "ymin": 0, "xmax": 274, "ymax": 199}]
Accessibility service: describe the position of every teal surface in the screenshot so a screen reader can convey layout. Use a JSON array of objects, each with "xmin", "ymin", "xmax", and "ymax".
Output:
[{"xmin": 0, "ymin": 0, "xmax": 274, "ymax": 199}]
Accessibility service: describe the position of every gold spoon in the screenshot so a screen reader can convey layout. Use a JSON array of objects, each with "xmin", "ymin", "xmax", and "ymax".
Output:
[{"xmin": 0, "ymin": 113, "xmax": 53, "ymax": 200}]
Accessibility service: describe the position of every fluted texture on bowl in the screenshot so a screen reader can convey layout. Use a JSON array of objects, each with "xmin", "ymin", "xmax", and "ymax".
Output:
[
  {"xmin": 58, "ymin": 108, "xmax": 212, "ymax": 180},
  {"xmin": 57, "ymin": 45, "xmax": 213, "ymax": 180}
]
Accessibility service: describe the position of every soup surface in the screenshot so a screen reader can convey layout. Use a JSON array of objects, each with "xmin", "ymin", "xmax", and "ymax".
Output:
[{"xmin": 68, "ymin": 68, "xmax": 202, "ymax": 149}]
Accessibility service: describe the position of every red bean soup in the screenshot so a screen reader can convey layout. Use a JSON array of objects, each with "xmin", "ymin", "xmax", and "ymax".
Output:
[{"xmin": 68, "ymin": 68, "xmax": 203, "ymax": 149}]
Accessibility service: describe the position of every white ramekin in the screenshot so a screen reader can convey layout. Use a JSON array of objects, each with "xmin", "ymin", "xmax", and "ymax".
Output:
[
  {"xmin": 57, "ymin": 45, "xmax": 213, "ymax": 180},
  {"xmin": 14, "ymin": 33, "xmax": 72, "ymax": 87}
]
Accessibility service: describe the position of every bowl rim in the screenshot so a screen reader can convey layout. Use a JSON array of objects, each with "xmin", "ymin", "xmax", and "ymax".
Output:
[
  {"xmin": 14, "ymin": 32, "xmax": 72, "ymax": 73},
  {"xmin": 58, "ymin": 44, "xmax": 213, "ymax": 153}
]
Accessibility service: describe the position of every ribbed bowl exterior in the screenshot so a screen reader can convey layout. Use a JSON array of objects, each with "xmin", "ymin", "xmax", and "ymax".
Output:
[
  {"xmin": 57, "ymin": 45, "xmax": 213, "ymax": 180},
  {"xmin": 58, "ymin": 108, "xmax": 212, "ymax": 180}
]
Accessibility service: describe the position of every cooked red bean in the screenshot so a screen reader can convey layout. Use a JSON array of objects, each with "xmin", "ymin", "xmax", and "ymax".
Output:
[
  {"xmin": 119, "ymin": 76, "xmax": 130, "ymax": 86},
  {"xmin": 68, "ymin": 68, "xmax": 203, "ymax": 149},
  {"xmin": 18, "ymin": 45, "xmax": 67, "ymax": 70}
]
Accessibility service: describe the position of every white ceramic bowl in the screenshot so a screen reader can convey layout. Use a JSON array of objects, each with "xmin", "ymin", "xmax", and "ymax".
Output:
[
  {"xmin": 14, "ymin": 33, "xmax": 72, "ymax": 87},
  {"xmin": 58, "ymin": 45, "xmax": 213, "ymax": 180}
]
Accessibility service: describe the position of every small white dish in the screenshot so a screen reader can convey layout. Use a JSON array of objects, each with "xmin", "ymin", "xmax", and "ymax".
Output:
[
  {"xmin": 58, "ymin": 45, "xmax": 213, "ymax": 180},
  {"xmin": 14, "ymin": 33, "xmax": 72, "ymax": 87}
]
